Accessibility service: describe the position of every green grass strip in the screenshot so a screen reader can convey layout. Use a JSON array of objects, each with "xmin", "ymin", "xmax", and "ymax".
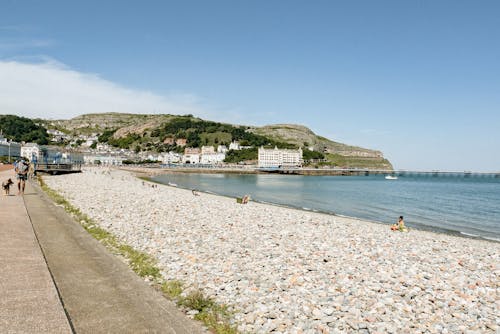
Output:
[
  {"xmin": 178, "ymin": 290, "xmax": 237, "ymax": 334},
  {"xmin": 38, "ymin": 175, "xmax": 239, "ymax": 334}
]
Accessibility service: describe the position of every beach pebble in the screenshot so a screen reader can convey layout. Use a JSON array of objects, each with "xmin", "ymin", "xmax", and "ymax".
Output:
[{"xmin": 45, "ymin": 167, "xmax": 500, "ymax": 334}]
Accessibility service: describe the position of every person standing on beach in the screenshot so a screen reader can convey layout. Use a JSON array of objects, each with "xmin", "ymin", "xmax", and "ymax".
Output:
[{"xmin": 15, "ymin": 159, "xmax": 29, "ymax": 195}]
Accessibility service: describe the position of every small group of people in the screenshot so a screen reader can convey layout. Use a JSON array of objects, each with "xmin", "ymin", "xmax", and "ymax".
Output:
[
  {"xmin": 1, "ymin": 158, "xmax": 30, "ymax": 196},
  {"xmin": 391, "ymin": 215, "xmax": 408, "ymax": 232}
]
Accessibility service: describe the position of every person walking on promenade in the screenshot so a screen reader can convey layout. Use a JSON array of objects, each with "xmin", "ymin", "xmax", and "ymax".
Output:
[{"xmin": 15, "ymin": 159, "xmax": 29, "ymax": 195}]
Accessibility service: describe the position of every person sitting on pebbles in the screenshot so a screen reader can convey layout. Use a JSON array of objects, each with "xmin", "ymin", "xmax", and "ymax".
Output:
[
  {"xmin": 391, "ymin": 216, "xmax": 408, "ymax": 232},
  {"xmin": 241, "ymin": 194, "xmax": 251, "ymax": 204}
]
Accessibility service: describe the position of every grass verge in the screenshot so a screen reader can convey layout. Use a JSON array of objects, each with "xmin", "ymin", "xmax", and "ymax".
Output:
[{"xmin": 38, "ymin": 175, "xmax": 238, "ymax": 334}]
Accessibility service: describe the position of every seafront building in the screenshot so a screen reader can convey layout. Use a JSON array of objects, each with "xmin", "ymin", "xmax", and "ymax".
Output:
[
  {"xmin": 0, "ymin": 134, "xmax": 21, "ymax": 160},
  {"xmin": 183, "ymin": 148, "xmax": 201, "ymax": 164},
  {"xmin": 258, "ymin": 146, "xmax": 303, "ymax": 168},
  {"xmin": 83, "ymin": 154, "xmax": 124, "ymax": 166},
  {"xmin": 21, "ymin": 143, "xmax": 40, "ymax": 161},
  {"xmin": 161, "ymin": 151, "xmax": 182, "ymax": 164},
  {"xmin": 200, "ymin": 152, "xmax": 226, "ymax": 164}
]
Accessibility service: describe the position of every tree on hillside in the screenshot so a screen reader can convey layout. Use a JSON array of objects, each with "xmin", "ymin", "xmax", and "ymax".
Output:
[
  {"xmin": 98, "ymin": 128, "xmax": 117, "ymax": 142},
  {"xmin": 0, "ymin": 115, "xmax": 49, "ymax": 144},
  {"xmin": 303, "ymin": 149, "xmax": 325, "ymax": 161},
  {"xmin": 224, "ymin": 148, "xmax": 258, "ymax": 163}
]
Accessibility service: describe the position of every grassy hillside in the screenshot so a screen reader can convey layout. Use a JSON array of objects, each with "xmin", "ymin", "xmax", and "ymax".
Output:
[
  {"xmin": 323, "ymin": 153, "xmax": 393, "ymax": 169},
  {"xmin": 44, "ymin": 113, "xmax": 392, "ymax": 169}
]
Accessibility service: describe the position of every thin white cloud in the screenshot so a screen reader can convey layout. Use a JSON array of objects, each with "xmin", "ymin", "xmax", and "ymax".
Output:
[
  {"xmin": 0, "ymin": 39, "xmax": 55, "ymax": 51},
  {"xmin": 0, "ymin": 60, "xmax": 206, "ymax": 119}
]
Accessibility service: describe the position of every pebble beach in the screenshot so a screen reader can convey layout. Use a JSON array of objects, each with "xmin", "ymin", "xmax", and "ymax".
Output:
[{"xmin": 44, "ymin": 167, "xmax": 499, "ymax": 334}]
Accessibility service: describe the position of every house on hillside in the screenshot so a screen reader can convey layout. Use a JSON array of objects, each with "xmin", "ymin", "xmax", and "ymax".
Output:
[
  {"xmin": 163, "ymin": 137, "xmax": 175, "ymax": 145},
  {"xmin": 83, "ymin": 134, "xmax": 99, "ymax": 147},
  {"xmin": 96, "ymin": 143, "xmax": 112, "ymax": 152},
  {"xmin": 47, "ymin": 129, "xmax": 71, "ymax": 143},
  {"xmin": 229, "ymin": 141, "xmax": 240, "ymax": 150},
  {"xmin": 201, "ymin": 146, "xmax": 215, "ymax": 154},
  {"xmin": 176, "ymin": 138, "xmax": 187, "ymax": 147},
  {"xmin": 217, "ymin": 145, "xmax": 228, "ymax": 153}
]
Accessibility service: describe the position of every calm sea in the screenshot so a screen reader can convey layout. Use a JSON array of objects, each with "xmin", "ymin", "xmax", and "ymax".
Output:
[{"xmin": 152, "ymin": 173, "xmax": 500, "ymax": 241}]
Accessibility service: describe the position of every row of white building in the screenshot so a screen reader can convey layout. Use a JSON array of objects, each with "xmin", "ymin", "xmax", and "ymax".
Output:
[
  {"xmin": 4, "ymin": 139, "xmax": 303, "ymax": 169},
  {"xmin": 175, "ymin": 146, "xmax": 303, "ymax": 168},
  {"xmin": 84, "ymin": 146, "xmax": 304, "ymax": 168}
]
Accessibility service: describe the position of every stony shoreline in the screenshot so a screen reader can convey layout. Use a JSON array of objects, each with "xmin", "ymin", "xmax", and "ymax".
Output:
[{"xmin": 45, "ymin": 167, "xmax": 499, "ymax": 334}]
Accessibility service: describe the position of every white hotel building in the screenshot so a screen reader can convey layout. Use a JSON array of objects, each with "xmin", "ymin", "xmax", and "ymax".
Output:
[{"xmin": 258, "ymin": 146, "xmax": 303, "ymax": 168}]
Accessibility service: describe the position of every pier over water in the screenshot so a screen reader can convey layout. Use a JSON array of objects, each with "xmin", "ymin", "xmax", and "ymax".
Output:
[{"xmin": 259, "ymin": 167, "xmax": 500, "ymax": 178}]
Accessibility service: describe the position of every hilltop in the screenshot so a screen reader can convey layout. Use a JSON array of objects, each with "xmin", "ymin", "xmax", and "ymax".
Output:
[{"xmin": 42, "ymin": 113, "xmax": 392, "ymax": 169}]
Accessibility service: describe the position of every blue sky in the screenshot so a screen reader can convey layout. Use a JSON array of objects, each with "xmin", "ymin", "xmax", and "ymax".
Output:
[{"xmin": 1, "ymin": 0, "xmax": 499, "ymax": 171}]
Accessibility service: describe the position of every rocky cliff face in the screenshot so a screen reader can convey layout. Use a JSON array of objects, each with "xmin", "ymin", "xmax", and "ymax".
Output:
[{"xmin": 47, "ymin": 113, "xmax": 173, "ymax": 134}]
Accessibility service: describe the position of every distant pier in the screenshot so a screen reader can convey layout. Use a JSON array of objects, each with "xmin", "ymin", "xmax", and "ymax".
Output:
[
  {"xmin": 258, "ymin": 167, "xmax": 500, "ymax": 178},
  {"xmin": 152, "ymin": 164, "xmax": 500, "ymax": 178}
]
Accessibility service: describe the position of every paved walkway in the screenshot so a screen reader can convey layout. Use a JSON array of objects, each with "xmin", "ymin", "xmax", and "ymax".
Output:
[
  {"xmin": 0, "ymin": 169, "xmax": 204, "ymax": 334},
  {"xmin": 0, "ymin": 168, "xmax": 72, "ymax": 333}
]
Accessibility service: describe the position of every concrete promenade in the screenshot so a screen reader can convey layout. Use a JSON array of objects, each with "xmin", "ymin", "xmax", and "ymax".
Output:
[
  {"xmin": 0, "ymin": 168, "xmax": 71, "ymax": 333},
  {"xmin": 0, "ymin": 168, "xmax": 204, "ymax": 334}
]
